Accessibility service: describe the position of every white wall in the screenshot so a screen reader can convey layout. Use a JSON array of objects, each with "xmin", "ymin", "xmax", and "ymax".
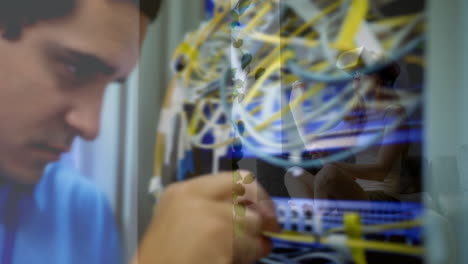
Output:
[{"xmin": 426, "ymin": 0, "xmax": 468, "ymax": 263}]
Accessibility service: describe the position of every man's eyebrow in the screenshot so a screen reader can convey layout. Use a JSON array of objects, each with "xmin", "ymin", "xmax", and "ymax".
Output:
[{"xmin": 45, "ymin": 42, "xmax": 120, "ymax": 78}]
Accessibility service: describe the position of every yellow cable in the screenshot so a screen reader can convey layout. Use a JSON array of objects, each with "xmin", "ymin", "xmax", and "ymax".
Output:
[
  {"xmin": 330, "ymin": 0, "xmax": 369, "ymax": 51},
  {"xmin": 204, "ymin": 2, "xmax": 279, "ymax": 81},
  {"xmin": 327, "ymin": 219, "xmax": 422, "ymax": 235},
  {"xmin": 248, "ymin": 14, "xmax": 299, "ymax": 60},
  {"xmin": 252, "ymin": 0, "xmax": 342, "ymax": 79},
  {"xmin": 153, "ymin": 133, "xmax": 166, "ymax": 178},
  {"xmin": 175, "ymin": 1, "xmax": 273, "ymax": 88},
  {"xmin": 405, "ymin": 55, "xmax": 425, "ymax": 66},
  {"xmin": 188, "ymin": 88, "xmax": 297, "ymax": 149},
  {"xmin": 240, "ymin": 1, "xmax": 272, "ymax": 35},
  {"xmin": 183, "ymin": 1, "xmax": 231, "ymax": 86},
  {"xmin": 184, "ymin": 1, "xmax": 341, "ymax": 89},
  {"xmin": 188, "ymin": 100, "xmax": 204, "ymax": 136},
  {"xmin": 263, "ymin": 231, "xmax": 318, "ymax": 243},
  {"xmin": 207, "ymin": 50, "xmax": 228, "ymax": 77},
  {"xmin": 344, "ymin": 213, "xmax": 367, "ymax": 264},
  {"xmin": 176, "ymin": 1, "xmax": 425, "ymax": 149},
  {"xmin": 263, "ymin": 231, "xmax": 424, "ymax": 256},
  {"xmin": 243, "ymin": 50, "xmax": 295, "ymax": 104},
  {"xmin": 346, "ymin": 239, "xmax": 424, "ymax": 256},
  {"xmin": 294, "ymin": 0, "xmax": 343, "ymax": 38},
  {"xmin": 376, "ymin": 13, "xmax": 419, "ymax": 28},
  {"xmin": 309, "ymin": 60, "xmax": 330, "ymax": 71},
  {"xmin": 248, "ymin": 31, "xmax": 320, "ymax": 47}
]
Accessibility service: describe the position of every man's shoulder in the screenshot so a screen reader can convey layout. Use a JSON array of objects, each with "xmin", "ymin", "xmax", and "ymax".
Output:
[
  {"xmin": 37, "ymin": 162, "xmax": 111, "ymax": 215},
  {"xmin": 29, "ymin": 162, "xmax": 122, "ymax": 263}
]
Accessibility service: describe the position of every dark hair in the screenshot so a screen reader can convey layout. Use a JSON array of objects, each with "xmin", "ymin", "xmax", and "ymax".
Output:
[
  {"xmin": 0, "ymin": 0, "xmax": 162, "ymax": 40},
  {"xmin": 139, "ymin": 0, "xmax": 162, "ymax": 22}
]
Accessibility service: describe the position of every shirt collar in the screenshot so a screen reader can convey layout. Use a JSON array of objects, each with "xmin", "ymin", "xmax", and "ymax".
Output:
[
  {"xmin": 0, "ymin": 163, "xmax": 56, "ymax": 211},
  {"xmin": 33, "ymin": 163, "xmax": 57, "ymax": 211}
]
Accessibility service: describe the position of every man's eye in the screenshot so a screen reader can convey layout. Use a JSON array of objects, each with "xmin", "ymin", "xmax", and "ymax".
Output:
[
  {"xmin": 59, "ymin": 58, "xmax": 99, "ymax": 84},
  {"xmin": 53, "ymin": 53, "xmax": 115, "ymax": 86},
  {"xmin": 64, "ymin": 61, "xmax": 90, "ymax": 78},
  {"xmin": 64, "ymin": 63, "xmax": 79, "ymax": 75}
]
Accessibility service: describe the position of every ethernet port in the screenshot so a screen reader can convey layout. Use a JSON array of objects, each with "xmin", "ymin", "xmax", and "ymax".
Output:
[
  {"xmin": 290, "ymin": 223, "xmax": 298, "ymax": 231},
  {"xmin": 304, "ymin": 210, "xmax": 313, "ymax": 220},
  {"xmin": 291, "ymin": 210, "xmax": 299, "ymax": 219}
]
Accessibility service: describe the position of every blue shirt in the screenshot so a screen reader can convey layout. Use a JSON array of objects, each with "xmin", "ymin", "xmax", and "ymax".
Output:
[{"xmin": 0, "ymin": 162, "xmax": 122, "ymax": 264}]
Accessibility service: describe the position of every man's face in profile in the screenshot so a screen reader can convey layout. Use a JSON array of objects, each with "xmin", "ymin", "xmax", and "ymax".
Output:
[{"xmin": 0, "ymin": 0, "xmax": 148, "ymax": 183}]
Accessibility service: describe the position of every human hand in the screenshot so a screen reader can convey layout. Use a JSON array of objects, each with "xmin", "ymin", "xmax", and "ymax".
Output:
[{"xmin": 133, "ymin": 171, "xmax": 280, "ymax": 264}]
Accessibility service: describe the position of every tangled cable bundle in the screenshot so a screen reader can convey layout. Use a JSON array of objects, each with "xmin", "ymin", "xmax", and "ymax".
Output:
[
  {"xmin": 150, "ymin": 1, "xmax": 426, "ymax": 263},
  {"xmin": 160, "ymin": 0, "xmax": 424, "ymax": 171}
]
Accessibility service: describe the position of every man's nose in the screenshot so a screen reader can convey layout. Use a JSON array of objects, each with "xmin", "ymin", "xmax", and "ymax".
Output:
[{"xmin": 64, "ymin": 89, "xmax": 105, "ymax": 141}]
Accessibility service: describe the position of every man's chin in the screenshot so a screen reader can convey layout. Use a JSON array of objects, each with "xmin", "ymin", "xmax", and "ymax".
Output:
[{"xmin": 0, "ymin": 163, "xmax": 48, "ymax": 185}]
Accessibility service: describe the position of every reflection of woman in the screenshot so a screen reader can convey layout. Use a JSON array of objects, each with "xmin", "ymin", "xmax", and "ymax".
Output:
[{"xmin": 285, "ymin": 63, "xmax": 406, "ymax": 201}]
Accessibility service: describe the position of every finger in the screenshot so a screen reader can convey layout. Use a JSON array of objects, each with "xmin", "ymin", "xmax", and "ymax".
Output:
[
  {"xmin": 237, "ymin": 171, "xmax": 273, "ymax": 210},
  {"xmin": 244, "ymin": 199, "xmax": 280, "ymax": 233},
  {"xmin": 184, "ymin": 171, "xmax": 280, "ymax": 232},
  {"xmin": 233, "ymin": 231, "xmax": 274, "ymax": 263},
  {"xmin": 235, "ymin": 172, "xmax": 280, "ymax": 233},
  {"xmin": 182, "ymin": 172, "xmax": 238, "ymax": 200},
  {"xmin": 258, "ymin": 235, "xmax": 274, "ymax": 259},
  {"xmin": 185, "ymin": 170, "xmax": 268, "ymax": 204},
  {"xmin": 233, "ymin": 207, "xmax": 262, "ymax": 236}
]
